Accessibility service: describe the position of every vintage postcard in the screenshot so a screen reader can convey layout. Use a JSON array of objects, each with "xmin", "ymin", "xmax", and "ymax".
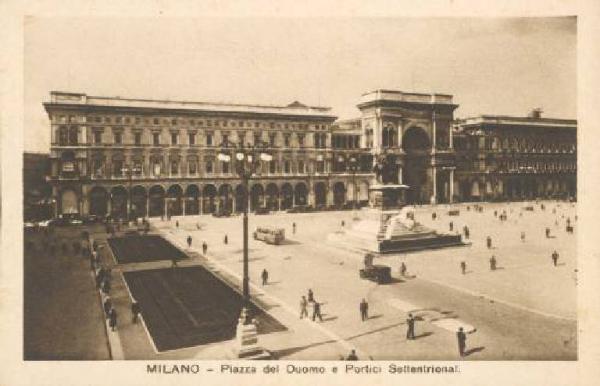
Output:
[{"xmin": 2, "ymin": 1, "xmax": 599, "ymax": 385}]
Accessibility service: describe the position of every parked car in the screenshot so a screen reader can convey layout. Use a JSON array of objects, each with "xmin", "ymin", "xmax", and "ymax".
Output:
[{"xmin": 212, "ymin": 209, "xmax": 232, "ymax": 218}]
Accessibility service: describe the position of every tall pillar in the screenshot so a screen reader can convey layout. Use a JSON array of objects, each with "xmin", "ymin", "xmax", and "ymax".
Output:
[
  {"xmin": 164, "ymin": 198, "xmax": 168, "ymax": 217},
  {"xmin": 183, "ymin": 199, "xmax": 187, "ymax": 216},
  {"xmin": 449, "ymin": 169, "xmax": 455, "ymax": 203},
  {"xmin": 278, "ymin": 196, "xmax": 282, "ymax": 211},
  {"xmin": 327, "ymin": 187, "xmax": 333, "ymax": 206},
  {"xmin": 431, "ymin": 167, "xmax": 437, "ymax": 204},
  {"xmin": 431, "ymin": 110, "xmax": 437, "ymax": 152},
  {"xmin": 397, "ymin": 166, "xmax": 403, "ymax": 184},
  {"xmin": 146, "ymin": 196, "xmax": 150, "ymax": 217}
]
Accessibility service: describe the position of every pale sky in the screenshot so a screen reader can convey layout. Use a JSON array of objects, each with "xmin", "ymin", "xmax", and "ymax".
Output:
[{"xmin": 24, "ymin": 16, "xmax": 576, "ymax": 153}]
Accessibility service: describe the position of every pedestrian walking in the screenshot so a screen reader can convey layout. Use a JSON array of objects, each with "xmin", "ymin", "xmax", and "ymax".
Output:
[
  {"xmin": 460, "ymin": 261, "xmax": 467, "ymax": 275},
  {"xmin": 489, "ymin": 255, "xmax": 497, "ymax": 271},
  {"xmin": 109, "ymin": 308, "xmax": 118, "ymax": 332},
  {"xmin": 360, "ymin": 298, "xmax": 369, "ymax": 321},
  {"xmin": 432, "ymin": 212, "xmax": 437, "ymax": 220},
  {"xmin": 307, "ymin": 288, "xmax": 314, "ymax": 303},
  {"xmin": 486, "ymin": 236, "xmax": 492, "ymax": 249},
  {"xmin": 400, "ymin": 262, "xmax": 407, "ymax": 277},
  {"xmin": 299, "ymin": 296, "xmax": 308, "ymax": 319},
  {"xmin": 292, "ymin": 222, "xmax": 296, "ymax": 234},
  {"xmin": 224, "ymin": 234, "xmax": 228, "ymax": 245},
  {"xmin": 196, "ymin": 222, "xmax": 200, "ymax": 230},
  {"xmin": 102, "ymin": 278, "xmax": 111, "ymax": 294},
  {"xmin": 456, "ymin": 326, "xmax": 476, "ymax": 357},
  {"xmin": 546, "ymin": 227, "xmax": 551, "ymax": 238},
  {"xmin": 552, "ymin": 250, "xmax": 559, "ymax": 266},
  {"xmin": 103, "ymin": 296, "xmax": 112, "ymax": 317},
  {"xmin": 346, "ymin": 349, "xmax": 358, "ymax": 360},
  {"xmin": 449, "ymin": 221, "xmax": 454, "ymax": 232},
  {"xmin": 131, "ymin": 301, "xmax": 140, "ymax": 323},
  {"xmin": 463, "ymin": 226, "xmax": 470, "ymax": 239},
  {"xmin": 202, "ymin": 242, "xmax": 208, "ymax": 255},
  {"xmin": 494, "ymin": 210, "xmax": 497, "ymax": 217},
  {"xmin": 521, "ymin": 231, "xmax": 525, "ymax": 242},
  {"xmin": 187, "ymin": 235, "xmax": 192, "ymax": 248},
  {"xmin": 406, "ymin": 313, "xmax": 416, "ymax": 340},
  {"xmin": 176, "ymin": 220, "xmax": 179, "ymax": 228},
  {"xmin": 341, "ymin": 220, "xmax": 345, "ymax": 227},
  {"xmin": 312, "ymin": 300, "xmax": 323, "ymax": 322},
  {"xmin": 171, "ymin": 256, "xmax": 178, "ymax": 268},
  {"xmin": 261, "ymin": 269, "xmax": 269, "ymax": 286}
]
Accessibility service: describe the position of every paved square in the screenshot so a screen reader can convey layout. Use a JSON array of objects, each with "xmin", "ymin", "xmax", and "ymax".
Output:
[{"xmin": 154, "ymin": 200, "xmax": 576, "ymax": 359}]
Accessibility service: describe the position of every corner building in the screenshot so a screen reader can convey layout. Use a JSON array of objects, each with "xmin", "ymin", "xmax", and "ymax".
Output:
[{"xmin": 44, "ymin": 91, "xmax": 372, "ymax": 218}]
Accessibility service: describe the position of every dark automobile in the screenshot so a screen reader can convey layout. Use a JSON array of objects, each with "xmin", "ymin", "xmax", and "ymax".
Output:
[
  {"xmin": 286, "ymin": 205, "xmax": 311, "ymax": 213},
  {"xmin": 359, "ymin": 253, "xmax": 392, "ymax": 284}
]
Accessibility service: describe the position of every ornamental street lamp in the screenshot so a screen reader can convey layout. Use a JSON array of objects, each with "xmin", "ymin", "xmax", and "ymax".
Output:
[{"xmin": 217, "ymin": 139, "xmax": 272, "ymax": 317}]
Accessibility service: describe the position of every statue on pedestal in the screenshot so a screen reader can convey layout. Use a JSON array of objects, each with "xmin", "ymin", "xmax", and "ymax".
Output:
[{"xmin": 372, "ymin": 153, "xmax": 397, "ymax": 185}]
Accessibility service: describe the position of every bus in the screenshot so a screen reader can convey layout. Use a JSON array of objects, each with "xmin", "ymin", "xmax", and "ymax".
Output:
[{"xmin": 253, "ymin": 227, "xmax": 285, "ymax": 245}]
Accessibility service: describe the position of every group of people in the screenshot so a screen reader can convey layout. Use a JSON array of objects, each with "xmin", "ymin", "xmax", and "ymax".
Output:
[{"xmin": 299, "ymin": 289, "xmax": 323, "ymax": 322}]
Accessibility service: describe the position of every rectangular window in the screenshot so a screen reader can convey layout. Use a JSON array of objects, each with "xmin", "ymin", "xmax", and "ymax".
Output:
[
  {"xmin": 269, "ymin": 161, "xmax": 276, "ymax": 174},
  {"xmin": 153, "ymin": 133, "xmax": 160, "ymax": 146},
  {"xmin": 269, "ymin": 134, "xmax": 276, "ymax": 147},
  {"xmin": 171, "ymin": 161, "xmax": 179, "ymax": 175},
  {"xmin": 116, "ymin": 116, "xmax": 122, "ymax": 124},
  {"xmin": 298, "ymin": 160, "xmax": 305, "ymax": 174},
  {"xmin": 298, "ymin": 134, "xmax": 304, "ymax": 147},
  {"xmin": 113, "ymin": 160, "xmax": 123, "ymax": 177},
  {"xmin": 188, "ymin": 133, "xmax": 196, "ymax": 145},
  {"xmin": 114, "ymin": 132, "xmax": 122, "ymax": 144},
  {"xmin": 94, "ymin": 131, "xmax": 102, "ymax": 144},
  {"xmin": 254, "ymin": 133, "xmax": 261, "ymax": 145},
  {"xmin": 206, "ymin": 133, "xmax": 213, "ymax": 146},
  {"xmin": 284, "ymin": 161, "xmax": 291, "ymax": 173},
  {"xmin": 222, "ymin": 161, "xmax": 229, "ymax": 174},
  {"xmin": 189, "ymin": 160, "xmax": 197, "ymax": 175},
  {"xmin": 171, "ymin": 118, "xmax": 177, "ymax": 125},
  {"xmin": 153, "ymin": 118, "xmax": 159, "ymax": 125},
  {"xmin": 171, "ymin": 132, "xmax": 178, "ymax": 145},
  {"xmin": 134, "ymin": 132, "xmax": 142, "ymax": 146},
  {"xmin": 135, "ymin": 117, "xmax": 140, "ymax": 124},
  {"xmin": 317, "ymin": 161, "xmax": 325, "ymax": 173},
  {"xmin": 284, "ymin": 135, "xmax": 290, "ymax": 147},
  {"xmin": 222, "ymin": 134, "xmax": 229, "ymax": 144},
  {"xmin": 105, "ymin": 117, "xmax": 111, "ymax": 123},
  {"xmin": 205, "ymin": 160, "xmax": 213, "ymax": 174}
]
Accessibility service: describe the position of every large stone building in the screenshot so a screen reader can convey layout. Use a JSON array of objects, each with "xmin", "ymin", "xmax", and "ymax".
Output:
[
  {"xmin": 453, "ymin": 111, "xmax": 577, "ymax": 201},
  {"xmin": 43, "ymin": 91, "xmax": 372, "ymax": 219},
  {"xmin": 43, "ymin": 90, "xmax": 577, "ymax": 218}
]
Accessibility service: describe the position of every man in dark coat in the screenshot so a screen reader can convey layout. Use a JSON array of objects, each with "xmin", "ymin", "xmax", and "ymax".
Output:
[
  {"xmin": 187, "ymin": 235, "xmax": 192, "ymax": 248},
  {"xmin": 552, "ymin": 250, "xmax": 559, "ymax": 266},
  {"xmin": 261, "ymin": 269, "xmax": 269, "ymax": 286},
  {"xmin": 359, "ymin": 298, "xmax": 368, "ymax": 321},
  {"xmin": 312, "ymin": 300, "xmax": 323, "ymax": 322},
  {"xmin": 202, "ymin": 242, "xmax": 208, "ymax": 255},
  {"xmin": 109, "ymin": 308, "xmax": 118, "ymax": 332},
  {"xmin": 457, "ymin": 327, "xmax": 476, "ymax": 357},
  {"xmin": 486, "ymin": 236, "xmax": 492, "ymax": 249},
  {"xmin": 406, "ymin": 313, "xmax": 416, "ymax": 340},
  {"xmin": 460, "ymin": 261, "xmax": 467, "ymax": 275},
  {"xmin": 489, "ymin": 255, "xmax": 497, "ymax": 271},
  {"xmin": 346, "ymin": 349, "xmax": 358, "ymax": 360}
]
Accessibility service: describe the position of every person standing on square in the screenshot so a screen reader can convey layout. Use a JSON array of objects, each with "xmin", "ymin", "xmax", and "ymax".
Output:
[{"xmin": 359, "ymin": 298, "xmax": 369, "ymax": 321}]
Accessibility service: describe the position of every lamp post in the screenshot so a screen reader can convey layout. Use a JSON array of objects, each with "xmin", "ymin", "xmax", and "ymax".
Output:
[
  {"xmin": 348, "ymin": 155, "xmax": 359, "ymax": 219},
  {"xmin": 122, "ymin": 164, "xmax": 142, "ymax": 220},
  {"xmin": 217, "ymin": 139, "xmax": 272, "ymax": 315}
]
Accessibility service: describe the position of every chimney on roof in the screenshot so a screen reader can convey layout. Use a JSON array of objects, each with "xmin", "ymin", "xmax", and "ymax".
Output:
[{"xmin": 528, "ymin": 108, "xmax": 543, "ymax": 119}]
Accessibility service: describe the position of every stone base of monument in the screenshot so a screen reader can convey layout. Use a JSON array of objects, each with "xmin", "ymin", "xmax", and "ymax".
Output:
[
  {"xmin": 332, "ymin": 206, "xmax": 465, "ymax": 254},
  {"xmin": 234, "ymin": 308, "xmax": 271, "ymax": 360}
]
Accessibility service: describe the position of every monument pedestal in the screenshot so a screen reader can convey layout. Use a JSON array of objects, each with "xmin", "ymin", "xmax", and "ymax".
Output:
[
  {"xmin": 331, "ymin": 183, "xmax": 463, "ymax": 254},
  {"xmin": 235, "ymin": 308, "xmax": 271, "ymax": 360}
]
